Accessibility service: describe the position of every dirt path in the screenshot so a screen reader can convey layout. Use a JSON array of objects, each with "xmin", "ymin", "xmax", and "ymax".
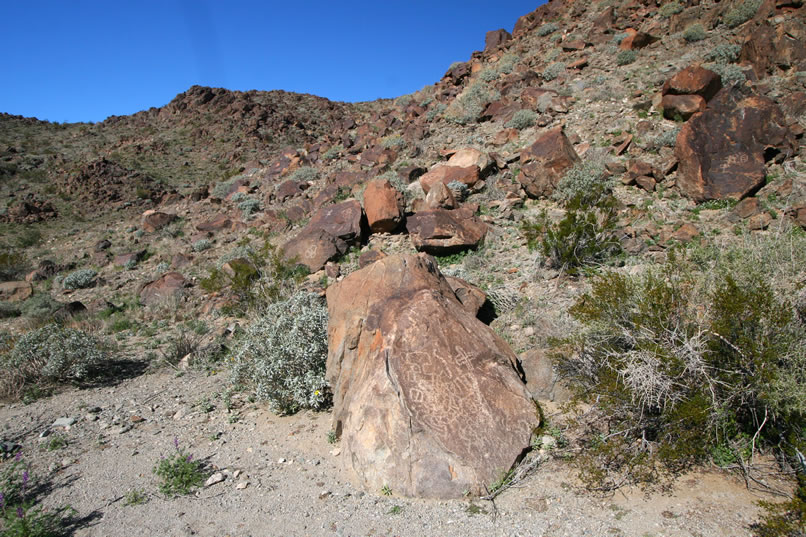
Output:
[{"xmin": 0, "ymin": 368, "xmax": 779, "ymax": 537}]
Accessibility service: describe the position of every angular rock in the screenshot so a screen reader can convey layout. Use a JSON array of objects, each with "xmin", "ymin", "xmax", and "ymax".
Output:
[
  {"xmin": 363, "ymin": 179, "xmax": 404, "ymax": 234},
  {"xmin": 425, "ymin": 182, "xmax": 457, "ymax": 210},
  {"xmin": 142, "ymin": 211, "xmax": 177, "ymax": 233},
  {"xmin": 419, "ymin": 166, "xmax": 480, "ymax": 194},
  {"xmin": 306, "ymin": 200, "xmax": 366, "ymax": 246},
  {"xmin": 444, "ymin": 276, "xmax": 487, "ymax": 318},
  {"xmin": 675, "ymin": 90, "xmax": 796, "ymax": 202},
  {"xmin": 282, "ymin": 228, "xmax": 347, "ymax": 273},
  {"xmin": 114, "ymin": 250, "xmax": 146, "ymax": 267},
  {"xmin": 518, "ymin": 128, "xmax": 580, "ymax": 198},
  {"xmin": 661, "ymin": 94, "xmax": 707, "ymax": 121},
  {"xmin": 196, "ymin": 214, "xmax": 235, "ymax": 233},
  {"xmin": 406, "ymin": 207, "xmax": 488, "ymax": 256},
  {"xmin": 619, "ymin": 29, "xmax": 658, "ymax": 50},
  {"xmin": 485, "ymin": 29, "xmax": 512, "ymax": 51},
  {"xmin": 0, "ymin": 281, "xmax": 33, "ymax": 302},
  {"xmin": 139, "ymin": 272, "xmax": 186, "ymax": 306},
  {"xmin": 326, "ymin": 254, "xmax": 538, "ymax": 498},
  {"xmin": 358, "ymin": 250, "xmax": 387, "ymax": 269},
  {"xmin": 662, "ymin": 66, "xmax": 722, "ymax": 102},
  {"xmin": 446, "ymin": 148, "xmax": 495, "ymax": 177}
]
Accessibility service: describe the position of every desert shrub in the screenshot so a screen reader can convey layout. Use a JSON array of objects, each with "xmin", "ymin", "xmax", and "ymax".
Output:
[
  {"xmin": 724, "ymin": 0, "xmax": 762, "ymax": 28},
  {"xmin": 683, "ymin": 23, "xmax": 707, "ymax": 42},
  {"xmin": 706, "ymin": 43, "xmax": 742, "ymax": 64},
  {"xmin": 323, "ymin": 144, "xmax": 343, "ymax": 160},
  {"xmin": 612, "ymin": 32, "xmax": 630, "ymax": 45},
  {"xmin": 653, "ymin": 127, "xmax": 681, "ymax": 148},
  {"xmin": 192, "ymin": 239, "xmax": 212, "ymax": 252},
  {"xmin": 506, "ymin": 109, "xmax": 538, "ymax": 130},
  {"xmin": 211, "ymin": 177, "xmax": 239, "ymax": 200},
  {"xmin": 496, "ymin": 53, "xmax": 519, "ymax": 75},
  {"xmin": 287, "ymin": 166, "xmax": 318, "ymax": 183},
  {"xmin": 124, "ymin": 258, "xmax": 138, "ymax": 270},
  {"xmin": 229, "ymin": 292, "xmax": 330, "ymax": 414},
  {"xmin": 553, "ymin": 158, "xmax": 610, "ymax": 206},
  {"xmin": 381, "ymin": 134, "xmax": 405, "ymax": 149},
  {"xmin": 542, "ymin": 62, "xmax": 566, "ymax": 81},
  {"xmin": 0, "ymin": 302, "xmax": 21, "ymax": 319},
  {"xmin": 426, "ymin": 102, "xmax": 447, "ymax": 121},
  {"xmin": 522, "ymin": 190, "xmax": 622, "ymax": 276},
  {"xmin": 62, "ymin": 268, "xmax": 97, "ymax": 290},
  {"xmin": 19, "ymin": 294, "xmax": 60, "ymax": 320},
  {"xmin": 708, "ymin": 63, "xmax": 747, "ymax": 87},
  {"xmin": 155, "ymin": 262, "xmax": 170, "ymax": 274},
  {"xmin": 559, "ymin": 235, "xmax": 806, "ymax": 489},
  {"xmin": 230, "ymin": 192, "xmax": 246, "ymax": 202},
  {"xmin": 479, "ymin": 68, "xmax": 500, "ymax": 82},
  {"xmin": 237, "ymin": 198, "xmax": 260, "ymax": 219},
  {"xmin": 755, "ymin": 475, "xmax": 806, "ymax": 537},
  {"xmin": 1, "ymin": 324, "xmax": 108, "ymax": 398},
  {"xmin": 616, "ymin": 50, "xmax": 638, "ymax": 65},
  {"xmin": 15, "ymin": 228, "xmax": 42, "ymax": 249},
  {"xmin": 445, "ymin": 82, "xmax": 500, "ymax": 125},
  {"xmin": 446, "ymin": 181, "xmax": 469, "ymax": 202},
  {"xmin": 0, "ymin": 250, "xmax": 27, "ymax": 281},
  {"xmin": 153, "ymin": 439, "xmax": 208, "ymax": 496},
  {"xmin": 536, "ymin": 22, "xmax": 559, "ymax": 36},
  {"xmin": 659, "ymin": 1, "xmax": 684, "ymax": 17}
]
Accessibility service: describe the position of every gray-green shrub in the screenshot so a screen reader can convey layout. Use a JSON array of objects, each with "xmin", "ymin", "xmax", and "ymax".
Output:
[
  {"xmin": 287, "ymin": 166, "xmax": 318, "ymax": 183},
  {"xmin": 192, "ymin": 239, "xmax": 213, "ymax": 252},
  {"xmin": 723, "ymin": 0, "xmax": 762, "ymax": 28},
  {"xmin": 230, "ymin": 292, "xmax": 330, "ymax": 414},
  {"xmin": 659, "ymin": 1, "xmax": 684, "ymax": 17},
  {"xmin": 706, "ymin": 44, "xmax": 741, "ymax": 64},
  {"xmin": 543, "ymin": 62, "xmax": 566, "ymax": 81},
  {"xmin": 553, "ymin": 158, "xmax": 610, "ymax": 206},
  {"xmin": 445, "ymin": 82, "xmax": 500, "ymax": 125},
  {"xmin": 683, "ymin": 24, "xmax": 707, "ymax": 42},
  {"xmin": 506, "ymin": 109, "xmax": 539, "ymax": 130},
  {"xmin": 616, "ymin": 50, "xmax": 638, "ymax": 65},
  {"xmin": 237, "ymin": 198, "xmax": 261, "ymax": 219},
  {"xmin": 1, "ymin": 324, "xmax": 108, "ymax": 398},
  {"xmin": 536, "ymin": 22, "xmax": 559, "ymax": 36},
  {"xmin": 62, "ymin": 268, "xmax": 97, "ymax": 290},
  {"xmin": 708, "ymin": 63, "xmax": 746, "ymax": 87}
]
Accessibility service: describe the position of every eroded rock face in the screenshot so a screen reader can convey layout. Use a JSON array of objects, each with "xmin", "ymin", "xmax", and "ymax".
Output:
[
  {"xmin": 326, "ymin": 254, "xmax": 539, "ymax": 498},
  {"xmin": 675, "ymin": 89, "xmax": 796, "ymax": 201},
  {"xmin": 518, "ymin": 127, "xmax": 580, "ymax": 198},
  {"xmin": 406, "ymin": 207, "xmax": 487, "ymax": 255}
]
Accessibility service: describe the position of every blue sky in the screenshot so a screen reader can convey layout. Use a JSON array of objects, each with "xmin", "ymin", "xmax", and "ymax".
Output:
[{"xmin": 2, "ymin": 1, "xmax": 544, "ymax": 124}]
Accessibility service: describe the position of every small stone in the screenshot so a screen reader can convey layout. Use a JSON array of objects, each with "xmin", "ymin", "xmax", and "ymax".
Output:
[
  {"xmin": 52, "ymin": 417, "xmax": 76, "ymax": 428},
  {"xmin": 130, "ymin": 415, "xmax": 145, "ymax": 423},
  {"xmin": 330, "ymin": 448, "xmax": 341, "ymax": 457},
  {"xmin": 86, "ymin": 414, "xmax": 99, "ymax": 422},
  {"xmin": 277, "ymin": 457, "xmax": 286, "ymax": 464},
  {"xmin": 236, "ymin": 481, "xmax": 249, "ymax": 490},
  {"xmin": 233, "ymin": 470, "xmax": 242, "ymax": 478},
  {"xmin": 205, "ymin": 472, "xmax": 226, "ymax": 487},
  {"xmin": 39, "ymin": 430, "xmax": 51, "ymax": 439},
  {"xmin": 111, "ymin": 426, "xmax": 130, "ymax": 435}
]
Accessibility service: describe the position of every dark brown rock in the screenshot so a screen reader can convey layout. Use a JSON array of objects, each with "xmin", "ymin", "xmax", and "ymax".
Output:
[
  {"xmin": 139, "ymin": 272, "xmax": 186, "ymax": 306},
  {"xmin": 282, "ymin": 228, "xmax": 347, "ymax": 273},
  {"xmin": 363, "ymin": 179, "xmax": 404, "ymax": 234},
  {"xmin": 485, "ymin": 29, "xmax": 512, "ymax": 51},
  {"xmin": 358, "ymin": 250, "xmax": 387, "ymax": 268},
  {"xmin": 444, "ymin": 276, "xmax": 487, "ymax": 318},
  {"xmin": 619, "ymin": 28, "xmax": 658, "ymax": 50},
  {"xmin": 518, "ymin": 128, "xmax": 581, "ymax": 198},
  {"xmin": 141, "ymin": 211, "xmax": 177, "ymax": 233},
  {"xmin": 196, "ymin": 214, "xmax": 235, "ymax": 233},
  {"xmin": 733, "ymin": 197, "xmax": 760, "ymax": 219},
  {"xmin": 326, "ymin": 254, "xmax": 538, "ymax": 498},
  {"xmin": 406, "ymin": 207, "xmax": 487, "ymax": 255},
  {"xmin": 740, "ymin": 18, "xmax": 806, "ymax": 76},
  {"xmin": 661, "ymin": 94, "xmax": 707, "ymax": 121},
  {"xmin": 419, "ymin": 166, "xmax": 481, "ymax": 194},
  {"xmin": 675, "ymin": 90, "xmax": 796, "ymax": 202},
  {"xmin": 425, "ymin": 182, "xmax": 457, "ymax": 210},
  {"xmin": 306, "ymin": 200, "xmax": 366, "ymax": 246},
  {"xmin": 662, "ymin": 66, "xmax": 722, "ymax": 102}
]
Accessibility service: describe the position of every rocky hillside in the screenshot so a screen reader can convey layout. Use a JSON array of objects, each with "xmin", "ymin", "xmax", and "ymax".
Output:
[{"xmin": 1, "ymin": 0, "xmax": 806, "ymax": 534}]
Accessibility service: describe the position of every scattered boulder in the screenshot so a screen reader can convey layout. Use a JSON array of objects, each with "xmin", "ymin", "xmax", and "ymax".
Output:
[
  {"xmin": 485, "ymin": 29, "xmax": 512, "ymax": 51},
  {"xmin": 661, "ymin": 94, "xmax": 707, "ymax": 121},
  {"xmin": 675, "ymin": 90, "xmax": 796, "ymax": 202},
  {"xmin": 358, "ymin": 250, "xmax": 387, "ymax": 268},
  {"xmin": 114, "ymin": 250, "xmax": 147, "ymax": 267},
  {"xmin": 196, "ymin": 214, "xmax": 236, "ymax": 233},
  {"xmin": 0, "ymin": 281, "xmax": 33, "ymax": 302},
  {"xmin": 518, "ymin": 128, "xmax": 580, "ymax": 198},
  {"xmin": 362, "ymin": 179, "xmax": 404, "ymax": 234},
  {"xmin": 662, "ymin": 66, "xmax": 722, "ymax": 102},
  {"xmin": 326, "ymin": 254, "xmax": 539, "ymax": 498},
  {"xmin": 618, "ymin": 28, "xmax": 658, "ymax": 50},
  {"xmin": 444, "ymin": 276, "xmax": 487, "ymax": 318},
  {"xmin": 139, "ymin": 272, "xmax": 186, "ymax": 306},
  {"xmin": 306, "ymin": 200, "xmax": 366, "ymax": 246},
  {"xmin": 142, "ymin": 211, "xmax": 177, "ymax": 233},
  {"xmin": 406, "ymin": 207, "xmax": 488, "ymax": 255},
  {"xmin": 425, "ymin": 182, "xmax": 457, "ymax": 210},
  {"xmin": 446, "ymin": 149, "xmax": 495, "ymax": 177},
  {"xmin": 282, "ymin": 228, "xmax": 347, "ymax": 274},
  {"xmin": 419, "ymin": 166, "xmax": 480, "ymax": 194}
]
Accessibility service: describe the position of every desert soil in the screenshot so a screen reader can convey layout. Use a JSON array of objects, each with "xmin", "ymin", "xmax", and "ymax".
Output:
[{"xmin": 0, "ymin": 365, "xmax": 784, "ymax": 537}]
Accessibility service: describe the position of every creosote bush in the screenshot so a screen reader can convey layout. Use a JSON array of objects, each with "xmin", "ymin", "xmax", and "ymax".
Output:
[
  {"xmin": 287, "ymin": 166, "xmax": 318, "ymax": 183},
  {"xmin": 192, "ymin": 239, "xmax": 212, "ymax": 252},
  {"xmin": 62, "ymin": 268, "xmax": 97, "ymax": 290},
  {"xmin": 659, "ymin": 1, "xmax": 684, "ymax": 17},
  {"xmin": 536, "ymin": 22, "xmax": 559, "ymax": 36},
  {"xmin": 1, "ymin": 324, "xmax": 108, "ymax": 399},
  {"xmin": 558, "ymin": 229, "xmax": 806, "ymax": 491},
  {"xmin": 706, "ymin": 44, "xmax": 741, "ymax": 64},
  {"xmin": 230, "ymin": 291, "xmax": 330, "ymax": 415},
  {"xmin": 542, "ymin": 62, "xmax": 566, "ymax": 82},
  {"xmin": 616, "ymin": 50, "xmax": 638, "ymax": 66}
]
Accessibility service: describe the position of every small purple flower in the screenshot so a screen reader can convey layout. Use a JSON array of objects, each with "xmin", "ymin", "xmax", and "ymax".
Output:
[
  {"xmin": 14, "ymin": 452, "xmax": 21, "ymax": 462},
  {"xmin": 173, "ymin": 437, "xmax": 179, "ymax": 450},
  {"xmin": 22, "ymin": 470, "xmax": 28, "ymax": 486},
  {"xmin": 186, "ymin": 454, "xmax": 193, "ymax": 463},
  {"xmin": 0, "ymin": 491, "xmax": 5, "ymax": 509},
  {"xmin": 16, "ymin": 506, "xmax": 23, "ymax": 519}
]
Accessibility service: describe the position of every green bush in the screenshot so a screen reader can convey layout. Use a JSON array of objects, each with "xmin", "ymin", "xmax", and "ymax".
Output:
[
  {"xmin": 683, "ymin": 24, "xmax": 707, "ymax": 42},
  {"xmin": 505, "ymin": 109, "xmax": 539, "ymax": 130},
  {"xmin": 323, "ymin": 145, "xmax": 343, "ymax": 161},
  {"xmin": 653, "ymin": 127, "xmax": 681, "ymax": 148},
  {"xmin": 211, "ymin": 177, "xmax": 240, "ymax": 200},
  {"xmin": 445, "ymin": 82, "xmax": 500, "ymax": 125},
  {"xmin": 1, "ymin": 324, "xmax": 108, "ymax": 398},
  {"xmin": 543, "ymin": 62, "xmax": 566, "ymax": 81},
  {"xmin": 19, "ymin": 294, "xmax": 61, "ymax": 320},
  {"xmin": 616, "ymin": 50, "xmax": 638, "ymax": 66},
  {"xmin": 287, "ymin": 166, "xmax": 318, "ymax": 183},
  {"xmin": 724, "ymin": 0, "xmax": 762, "ymax": 28},
  {"xmin": 62, "ymin": 268, "xmax": 97, "ymax": 290},
  {"xmin": 559, "ymin": 236, "xmax": 806, "ymax": 489},
  {"xmin": 237, "ymin": 198, "xmax": 260, "ymax": 219},
  {"xmin": 230, "ymin": 292, "xmax": 330, "ymax": 414},
  {"xmin": 0, "ymin": 302, "xmax": 21, "ymax": 319},
  {"xmin": 706, "ymin": 44, "xmax": 742, "ymax": 64},
  {"xmin": 708, "ymin": 62, "xmax": 747, "ymax": 87},
  {"xmin": 153, "ymin": 439, "xmax": 208, "ymax": 496},
  {"xmin": 536, "ymin": 22, "xmax": 559, "ymax": 36},
  {"xmin": 552, "ymin": 158, "xmax": 610, "ymax": 206},
  {"xmin": 522, "ymin": 190, "xmax": 621, "ymax": 276},
  {"xmin": 0, "ymin": 251, "xmax": 27, "ymax": 281},
  {"xmin": 659, "ymin": 1, "xmax": 684, "ymax": 17}
]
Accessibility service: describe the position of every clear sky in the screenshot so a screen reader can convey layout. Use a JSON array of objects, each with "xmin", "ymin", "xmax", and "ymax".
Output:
[{"xmin": 2, "ymin": 1, "xmax": 544, "ymax": 124}]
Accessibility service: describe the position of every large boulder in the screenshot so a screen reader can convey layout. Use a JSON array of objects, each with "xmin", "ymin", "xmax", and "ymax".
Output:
[
  {"xmin": 485, "ymin": 29, "xmax": 512, "ymax": 51},
  {"xmin": 661, "ymin": 66, "xmax": 722, "ymax": 102},
  {"xmin": 306, "ymin": 200, "xmax": 365, "ymax": 246},
  {"xmin": 446, "ymin": 149, "xmax": 495, "ymax": 177},
  {"xmin": 0, "ymin": 281, "xmax": 33, "ymax": 302},
  {"xmin": 419, "ymin": 166, "xmax": 480, "ymax": 194},
  {"xmin": 142, "ymin": 211, "xmax": 177, "ymax": 233},
  {"xmin": 518, "ymin": 127, "xmax": 580, "ymax": 198},
  {"xmin": 326, "ymin": 254, "xmax": 539, "ymax": 498},
  {"xmin": 406, "ymin": 207, "xmax": 487, "ymax": 255},
  {"xmin": 362, "ymin": 179, "xmax": 404, "ymax": 234},
  {"xmin": 675, "ymin": 90, "xmax": 796, "ymax": 202}
]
